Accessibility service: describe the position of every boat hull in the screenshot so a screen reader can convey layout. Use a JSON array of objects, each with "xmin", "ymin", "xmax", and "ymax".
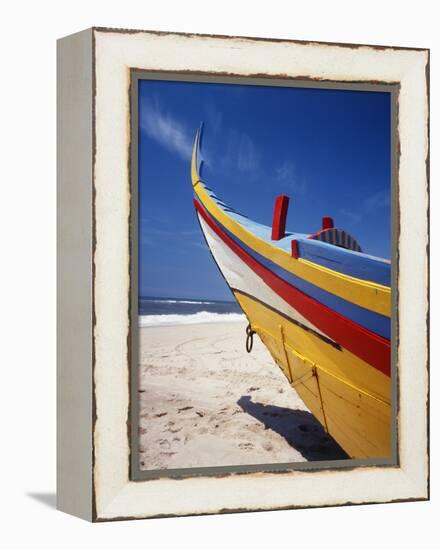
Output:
[
  {"xmin": 196, "ymin": 208, "xmax": 391, "ymax": 458},
  {"xmin": 191, "ymin": 128, "xmax": 391, "ymax": 459},
  {"xmin": 234, "ymin": 291, "xmax": 391, "ymax": 459}
]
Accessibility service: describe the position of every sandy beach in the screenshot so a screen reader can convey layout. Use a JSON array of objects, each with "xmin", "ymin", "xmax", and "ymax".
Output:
[{"xmin": 138, "ymin": 320, "xmax": 346, "ymax": 470}]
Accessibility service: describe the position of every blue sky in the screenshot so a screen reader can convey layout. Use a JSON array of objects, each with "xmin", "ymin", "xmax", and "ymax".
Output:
[{"xmin": 138, "ymin": 79, "xmax": 391, "ymax": 301}]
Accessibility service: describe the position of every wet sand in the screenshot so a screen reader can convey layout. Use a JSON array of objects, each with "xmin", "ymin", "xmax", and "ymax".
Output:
[{"xmin": 138, "ymin": 321, "xmax": 347, "ymax": 470}]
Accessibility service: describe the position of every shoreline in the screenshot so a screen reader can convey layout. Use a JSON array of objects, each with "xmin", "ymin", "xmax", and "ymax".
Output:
[
  {"xmin": 138, "ymin": 320, "xmax": 347, "ymax": 470},
  {"xmin": 138, "ymin": 312, "xmax": 246, "ymax": 328}
]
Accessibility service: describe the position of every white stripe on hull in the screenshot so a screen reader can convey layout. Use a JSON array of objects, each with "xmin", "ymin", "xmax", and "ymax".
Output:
[{"xmin": 198, "ymin": 214, "xmax": 332, "ymax": 340}]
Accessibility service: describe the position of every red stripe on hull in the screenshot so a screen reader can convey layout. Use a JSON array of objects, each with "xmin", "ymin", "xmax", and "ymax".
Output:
[{"xmin": 194, "ymin": 199, "xmax": 390, "ymax": 377}]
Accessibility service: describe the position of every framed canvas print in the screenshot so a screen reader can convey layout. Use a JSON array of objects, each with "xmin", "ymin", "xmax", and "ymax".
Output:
[{"xmin": 57, "ymin": 27, "xmax": 429, "ymax": 521}]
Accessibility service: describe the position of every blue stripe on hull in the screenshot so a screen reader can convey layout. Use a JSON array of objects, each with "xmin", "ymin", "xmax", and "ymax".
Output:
[{"xmin": 296, "ymin": 238, "xmax": 390, "ymax": 287}]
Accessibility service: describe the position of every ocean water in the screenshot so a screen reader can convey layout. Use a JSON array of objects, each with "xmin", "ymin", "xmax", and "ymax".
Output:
[{"xmin": 138, "ymin": 296, "xmax": 245, "ymax": 327}]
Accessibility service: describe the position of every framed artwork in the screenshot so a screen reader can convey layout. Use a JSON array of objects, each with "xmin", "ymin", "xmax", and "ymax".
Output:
[{"xmin": 57, "ymin": 27, "xmax": 429, "ymax": 521}]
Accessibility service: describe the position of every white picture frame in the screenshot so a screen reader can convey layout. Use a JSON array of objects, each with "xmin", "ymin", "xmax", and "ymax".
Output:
[{"xmin": 57, "ymin": 27, "xmax": 429, "ymax": 521}]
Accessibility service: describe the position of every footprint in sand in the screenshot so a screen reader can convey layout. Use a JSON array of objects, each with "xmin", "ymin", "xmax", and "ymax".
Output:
[
  {"xmin": 169, "ymin": 427, "xmax": 182, "ymax": 434},
  {"xmin": 262, "ymin": 441, "xmax": 274, "ymax": 452}
]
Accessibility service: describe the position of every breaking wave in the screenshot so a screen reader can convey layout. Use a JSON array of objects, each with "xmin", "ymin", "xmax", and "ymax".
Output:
[{"xmin": 139, "ymin": 311, "xmax": 246, "ymax": 327}]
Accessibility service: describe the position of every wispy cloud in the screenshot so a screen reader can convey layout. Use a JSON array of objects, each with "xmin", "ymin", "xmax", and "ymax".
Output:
[
  {"xmin": 139, "ymin": 220, "xmax": 204, "ymax": 250},
  {"xmin": 225, "ymin": 130, "xmax": 260, "ymax": 175},
  {"xmin": 140, "ymin": 224, "xmax": 200, "ymax": 238},
  {"xmin": 364, "ymin": 189, "xmax": 390, "ymax": 211},
  {"xmin": 275, "ymin": 160, "xmax": 307, "ymax": 195},
  {"xmin": 191, "ymin": 241, "xmax": 209, "ymax": 250},
  {"xmin": 276, "ymin": 161, "xmax": 295, "ymax": 182},
  {"xmin": 140, "ymin": 97, "xmax": 192, "ymax": 160},
  {"xmin": 204, "ymin": 102, "xmax": 223, "ymax": 135},
  {"xmin": 140, "ymin": 233, "xmax": 153, "ymax": 246},
  {"xmin": 238, "ymin": 135, "xmax": 259, "ymax": 173},
  {"xmin": 339, "ymin": 208, "xmax": 362, "ymax": 224},
  {"xmin": 339, "ymin": 189, "xmax": 390, "ymax": 226}
]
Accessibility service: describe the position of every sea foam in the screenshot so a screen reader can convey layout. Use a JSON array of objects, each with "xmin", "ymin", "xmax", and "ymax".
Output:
[
  {"xmin": 147, "ymin": 299, "xmax": 216, "ymax": 305},
  {"xmin": 139, "ymin": 311, "xmax": 245, "ymax": 327}
]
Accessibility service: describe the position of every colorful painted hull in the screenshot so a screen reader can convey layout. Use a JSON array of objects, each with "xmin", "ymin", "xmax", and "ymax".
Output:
[{"xmin": 191, "ymin": 128, "xmax": 391, "ymax": 459}]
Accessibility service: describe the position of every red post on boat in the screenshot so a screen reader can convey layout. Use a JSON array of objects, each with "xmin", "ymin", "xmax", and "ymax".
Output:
[
  {"xmin": 322, "ymin": 216, "xmax": 334, "ymax": 230},
  {"xmin": 271, "ymin": 195, "xmax": 290, "ymax": 240},
  {"xmin": 291, "ymin": 239, "xmax": 299, "ymax": 259}
]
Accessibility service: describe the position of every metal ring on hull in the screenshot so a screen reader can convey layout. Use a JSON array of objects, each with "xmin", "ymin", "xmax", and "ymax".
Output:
[{"xmin": 245, "ymin": 323, "xmax": 255, "ymax": 353}]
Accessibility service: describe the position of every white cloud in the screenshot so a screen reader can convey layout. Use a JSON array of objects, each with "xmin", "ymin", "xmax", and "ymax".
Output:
[{"xmin": 140, "ymin": 98, "xmax": 193, "ymax": 161}]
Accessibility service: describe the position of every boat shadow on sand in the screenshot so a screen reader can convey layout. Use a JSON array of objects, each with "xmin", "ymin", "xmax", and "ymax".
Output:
[{"xmin": 237, "ymin": 395, "xmax": 348, "ymax": 461}]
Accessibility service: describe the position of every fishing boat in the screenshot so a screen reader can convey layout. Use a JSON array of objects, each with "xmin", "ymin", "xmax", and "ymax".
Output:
[{"xmin": 190, "ymin": 126, "xmax": 391, "ymax": 459}]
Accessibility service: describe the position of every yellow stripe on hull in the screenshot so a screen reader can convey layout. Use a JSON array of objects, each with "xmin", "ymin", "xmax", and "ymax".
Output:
[
  {"xmin": 191, "ymin": 143, "xmax": 390, "ymax": 318},
  {"xmin": 234, "ymin": 291, "xmax": 391, "ymax": 459}
]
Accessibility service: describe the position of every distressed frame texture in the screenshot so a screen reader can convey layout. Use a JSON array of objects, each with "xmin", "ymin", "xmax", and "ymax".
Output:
[
  {"xmin": 129, "ymin": 71, "xmax": 400, "ymax": 481},
  {"xmin": 57, "ymin": 27, "xmax": 429, "ymax": 522}
]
